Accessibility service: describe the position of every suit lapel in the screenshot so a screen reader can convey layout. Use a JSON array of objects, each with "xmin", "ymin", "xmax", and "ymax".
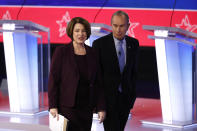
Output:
[
  {"xmin": 125, "ymin": 37, "xmax": 130, "ymax": 65},
  {"xmin": 85, "ymin": 45, "xmax": 93, "ymax": 81},
  {"xmin": 69, "ymin": 43, "xmax": 94, "ymax": 82},
  {"xmin": 68, "ymin": 42, "xmax": 79, "ymax": 75},
  {"xmin": 125, "ymin": 36, "xmax": 134, "ymax": 67},
  {"xmin": 108, "ymin": 34, "xmax": 121, "ymax": 74}
]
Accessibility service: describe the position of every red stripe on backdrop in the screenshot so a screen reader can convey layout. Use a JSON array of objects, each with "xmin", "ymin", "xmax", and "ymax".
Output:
[{"xmin": 0, "ymin": 7, "xmax": 197, "ymax": 46}]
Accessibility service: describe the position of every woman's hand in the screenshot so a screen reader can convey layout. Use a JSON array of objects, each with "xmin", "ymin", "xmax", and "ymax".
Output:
[
  {"xmin": 50, "ymin": 108, "xmax": 59, "ymax": 121},
  {"xmin": 98, "ymin": 111, "xmax": 106, "ymax": 123}
]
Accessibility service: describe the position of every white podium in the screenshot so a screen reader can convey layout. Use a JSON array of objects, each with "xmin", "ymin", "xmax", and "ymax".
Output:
[
  {"xmin": 85, "ymin": 23, "xmax": 112, "ymax": 46},
  {"xmin": 0, "ymin": 20, "xmax": 50, "ymax": 115},
  {"xmin": 142, "ymin": 25, "xmax": 197, "ymax": 128}
]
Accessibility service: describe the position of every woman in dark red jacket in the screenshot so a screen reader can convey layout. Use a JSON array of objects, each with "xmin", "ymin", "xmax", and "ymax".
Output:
[{"xmin": 48, "ymin": 17, "xmax": 106, "ymax": 131}]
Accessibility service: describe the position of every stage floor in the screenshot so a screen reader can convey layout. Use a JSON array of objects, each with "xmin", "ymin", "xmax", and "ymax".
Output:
[{"xmin": 0, "ymin": 98, "xmax": 196, "ymax": 131}]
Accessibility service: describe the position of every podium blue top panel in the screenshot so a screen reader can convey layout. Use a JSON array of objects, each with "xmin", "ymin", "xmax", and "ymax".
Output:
[
  {"xmin": 0, "ymin": 20, "xmax": 49, "ymax": 32},
  {"xmin": 143, "ymin": 25, "xmax": 197, "ymax": 39}
]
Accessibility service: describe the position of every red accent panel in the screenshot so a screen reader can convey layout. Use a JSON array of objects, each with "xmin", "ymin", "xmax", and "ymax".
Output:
[{"xmin": 0, "ymin": 7, "xmax": 197, "ymax": 46}]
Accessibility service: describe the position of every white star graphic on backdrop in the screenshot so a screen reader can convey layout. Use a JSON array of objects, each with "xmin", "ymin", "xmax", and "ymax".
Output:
[
  {"xmin": 127, "ymin": 20, "xmax": 139, "ymax": 38},
  {"xmin": 175, "ymin": 15, "xmax": 197, "ymax": 32},
  {"xmin": 2, "ymin": 10, "xmax": 12, "ymax": 20},
  {"xmin": 56, "ymin": 11, "xmax": 71, "ymax": 37},
  {"xmin": 0, "ymin": 10, "xmax": 12, "ymax": 35}
]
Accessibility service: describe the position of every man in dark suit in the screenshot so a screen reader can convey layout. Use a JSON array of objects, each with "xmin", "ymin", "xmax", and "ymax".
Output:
[{"xmin": 92, "ymin": 10, "xmax": 139, "ymax": 131}]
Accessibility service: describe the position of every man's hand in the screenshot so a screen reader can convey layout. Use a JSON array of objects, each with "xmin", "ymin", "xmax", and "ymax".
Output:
[
  {"xmin": 50, "ymin": 108, "xmax": 59, "ymax": 121},
  {"xmin": 98, "ymin": 111, "xmax": 106, "ymax": 123}
]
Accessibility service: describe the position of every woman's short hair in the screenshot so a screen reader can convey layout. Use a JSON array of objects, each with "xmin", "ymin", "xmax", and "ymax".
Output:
[{"xmin": 66, "ymin": 17, "xmax": 91, "ymax": 40}]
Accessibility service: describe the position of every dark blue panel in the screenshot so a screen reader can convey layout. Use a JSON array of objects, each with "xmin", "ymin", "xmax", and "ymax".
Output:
[{"xmin": 0, "ymin": 0, "xmax": 197, "ymax": 10}]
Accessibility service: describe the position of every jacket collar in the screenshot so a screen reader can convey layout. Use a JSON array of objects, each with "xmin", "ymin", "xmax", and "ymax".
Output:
[{"xmin": 68, "ymin": 42, "xmax": 93, "ymax": 81}]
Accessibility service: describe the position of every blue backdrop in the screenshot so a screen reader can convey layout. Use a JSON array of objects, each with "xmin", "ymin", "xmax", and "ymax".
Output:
[{"xmin": 0, "ymin": 0, "xmax": 197, "ymax": 10}]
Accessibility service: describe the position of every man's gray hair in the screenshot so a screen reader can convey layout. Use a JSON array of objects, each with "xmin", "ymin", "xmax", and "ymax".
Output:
[{"xmin": 111, "ymin": 10, "xmax": 129, "ymax": 24}]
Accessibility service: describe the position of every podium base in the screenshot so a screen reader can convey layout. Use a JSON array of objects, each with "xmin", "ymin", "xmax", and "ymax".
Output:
[
  {"xmin": 0, "ymin": 108, "xmax": 48, "ymax": 116},
  {"xmin": 141, "ymin": 117, "xmax": 197, "ymax": 129},
  {"xmin": 93, "ymin": 113, "xmax": 132, "ymax": 120}
]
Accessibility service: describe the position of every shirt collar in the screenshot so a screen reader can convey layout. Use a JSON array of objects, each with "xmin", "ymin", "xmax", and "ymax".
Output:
[{"xmin": 113, "ymin": 36, "xmax": 126, "ymax": 47}]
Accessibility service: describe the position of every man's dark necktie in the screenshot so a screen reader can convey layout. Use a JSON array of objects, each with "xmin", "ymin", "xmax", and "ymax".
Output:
[
  {"xmin": 117, "ymin": 40, "xmax": 125, "ymax": 73},
  {"xmin": 117, "ymin": 40, "xmax": 125, "ymax": 92}
]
